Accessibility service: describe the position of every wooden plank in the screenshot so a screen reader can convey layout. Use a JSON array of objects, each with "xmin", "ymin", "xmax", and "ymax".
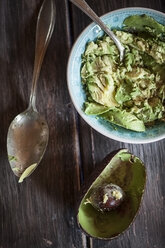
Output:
[
  {"xmin": 70, "ymin": 0, "xmax": 165, "ymax": 247},
  {"xmin": 0, "ymin": 0, "xmax": 84, "ymax": 247}
]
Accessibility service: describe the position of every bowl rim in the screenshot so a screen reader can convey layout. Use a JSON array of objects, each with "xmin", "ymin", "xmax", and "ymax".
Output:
[{"xmin": 67, "ymin": 7, "xmax": 165, "ymax": 144}]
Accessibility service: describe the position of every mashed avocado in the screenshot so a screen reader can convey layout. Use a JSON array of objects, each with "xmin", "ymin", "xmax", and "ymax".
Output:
[{"xmin": 81, "ymin": 15, "xmax": 165, "ymax": 132}]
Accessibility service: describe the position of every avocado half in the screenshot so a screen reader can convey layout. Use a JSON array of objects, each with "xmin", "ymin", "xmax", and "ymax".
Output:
[{"xmin": 77, "ymin": 149, "xmax": 146, "ymax": 240}]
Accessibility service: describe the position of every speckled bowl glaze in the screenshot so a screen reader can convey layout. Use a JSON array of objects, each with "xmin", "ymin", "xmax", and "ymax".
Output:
[{"xmin": 67, "ymin": 7, "xmax": 165, "ymax": 144}]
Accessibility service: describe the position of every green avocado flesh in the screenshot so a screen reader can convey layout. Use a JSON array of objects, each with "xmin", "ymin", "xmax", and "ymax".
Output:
[
  {"xmin": 77, "ymin": 149, "xmax": 146, "ymax": 239},
  {"xmin": 81, "ymin": 15, "xmax": 165, "ymax": 132}
]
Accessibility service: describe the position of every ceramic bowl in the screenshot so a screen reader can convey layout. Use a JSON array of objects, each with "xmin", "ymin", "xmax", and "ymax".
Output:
[{"xmin": 67, "ymin": 7, "xmax": 165, "ymax": 144}]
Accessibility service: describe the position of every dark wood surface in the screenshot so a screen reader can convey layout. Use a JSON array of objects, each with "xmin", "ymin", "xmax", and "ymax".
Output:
[{"xmin": 0, "ymin": 0, "xmax": 165, "ymax": 247}]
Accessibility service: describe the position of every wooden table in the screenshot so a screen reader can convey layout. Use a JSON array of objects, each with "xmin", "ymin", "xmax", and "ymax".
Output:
[{"xmin": 0, "ymin": 0, "xmax": 165, "ymax": 247}]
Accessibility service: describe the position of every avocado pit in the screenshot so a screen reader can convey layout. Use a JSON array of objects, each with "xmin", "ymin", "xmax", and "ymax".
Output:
[{"xmin": 86, "ymin": 183, "xmax": 125, "ymax": 212}]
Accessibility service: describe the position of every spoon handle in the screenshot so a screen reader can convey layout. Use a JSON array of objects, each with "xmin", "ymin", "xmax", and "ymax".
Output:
[
  {"xmin": 29, "ymin": 0, "xmax": 56, "ymax": 110},
  {"xmin": 69, "ymin": 0, "xmax": 124, "ymax": 61}
]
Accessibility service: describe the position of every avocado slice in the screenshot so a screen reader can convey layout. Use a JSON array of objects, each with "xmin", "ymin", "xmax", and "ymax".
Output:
[
  {"xmin": 77, "ymin": 149, "xmax": 146, "ymax": 239},
  {"xmin": 84, "ymin": 102, "xmax": 111, "ymax": 115},
  {"xmin": 100, "ymin": 108, "xmax": 145, "ymax": 132}
]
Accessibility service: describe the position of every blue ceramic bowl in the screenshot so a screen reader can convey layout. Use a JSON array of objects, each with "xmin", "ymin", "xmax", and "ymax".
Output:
[{"xmin": 67, "ymin": 7, "xmax": 165, "ymax": 144}]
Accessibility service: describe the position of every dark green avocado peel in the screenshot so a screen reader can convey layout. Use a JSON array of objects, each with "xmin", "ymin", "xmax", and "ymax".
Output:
[{"xmin": 77, "ymin": 149, "xmax": 146, "ymax": 239}]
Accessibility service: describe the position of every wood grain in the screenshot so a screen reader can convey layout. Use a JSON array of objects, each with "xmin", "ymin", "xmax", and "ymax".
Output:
[
  {"xmin": 0, "ymin": 0, "xmax": 83, "ymax": 247},
  {"xmin": 0, "ymin": 0, "xmax": 165, "ymax": 247}
]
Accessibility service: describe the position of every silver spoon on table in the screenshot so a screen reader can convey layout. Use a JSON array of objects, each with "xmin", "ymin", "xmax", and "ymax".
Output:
[
  {"xmin": 7, "ymin": 0, "xmax": 55, "ymax": 183},
  {"xmin": 69, "ymin": 0, "xmax": 125, "ymax": 61}
]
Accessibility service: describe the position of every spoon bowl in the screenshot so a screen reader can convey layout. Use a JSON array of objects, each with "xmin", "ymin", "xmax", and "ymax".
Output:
[
  {"xmin": 7, "ymin": 0, "xmax": 55, "ymax": 181},
  {"xmin": 7, "ymin": 108, "xmax": 49, "ymax": 177}
]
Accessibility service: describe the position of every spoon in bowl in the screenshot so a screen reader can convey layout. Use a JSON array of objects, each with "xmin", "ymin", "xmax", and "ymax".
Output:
[
  {"xmin": 7, "ymin": 0, "xmax": 56, "ymax": 182},
  {"xmin": 69, "ymin": 0, "xmax": 125, "ymax": 61}
]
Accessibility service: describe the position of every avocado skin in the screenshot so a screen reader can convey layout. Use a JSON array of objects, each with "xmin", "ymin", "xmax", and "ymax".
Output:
[
  {"xmin": 123, "ymin": 14, "xmax": 165, "ymax": 39},
  {"xmin": 77, "ymin": 149, "xmax": 146, "ymax": 240}
]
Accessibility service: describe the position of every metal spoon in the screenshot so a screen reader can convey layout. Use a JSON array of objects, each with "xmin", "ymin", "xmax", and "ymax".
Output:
[
  {"xmin": 69, "ymin": 0, "xmax": 125, "ymax": 61},
  {"xmin": 7, "ymin": 0, "xmax": 55, "ymax": 182}
]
